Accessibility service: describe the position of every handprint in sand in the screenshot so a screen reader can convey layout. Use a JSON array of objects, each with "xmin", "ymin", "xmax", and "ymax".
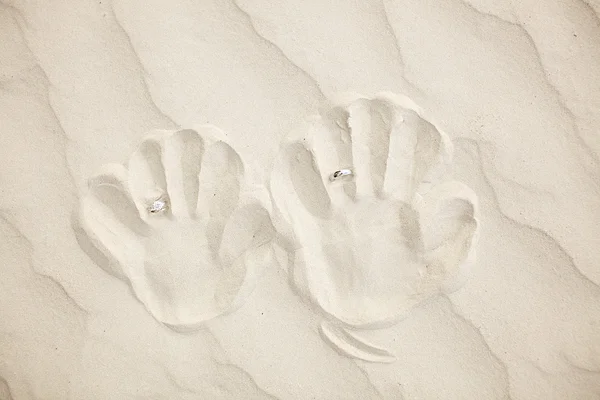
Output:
[
  {"xmin": 271, "ymin": 93, "xmax": 479, "ymax": 362},
  {"xmin": 77, "ymin": 127, "xmax": 273, "ymax": 331}
]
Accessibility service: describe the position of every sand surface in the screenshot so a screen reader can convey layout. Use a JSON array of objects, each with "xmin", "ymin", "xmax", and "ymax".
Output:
[{"xmin": 1, "ymin": 0, "xmax": 600, "ymax": 399}]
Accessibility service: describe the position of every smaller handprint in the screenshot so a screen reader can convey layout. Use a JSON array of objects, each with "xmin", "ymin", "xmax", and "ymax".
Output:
[
  {"xmin": 77, "ymin": 126, "xmax": 274, "ymax": 331},
  {"xmin": 270, "ymin": 92, "xmax": 479, "ymax": 362}
]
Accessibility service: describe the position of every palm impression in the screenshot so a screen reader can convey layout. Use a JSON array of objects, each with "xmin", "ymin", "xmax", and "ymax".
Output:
[
  {"xmin": 78, "ymin": 126, "xmax": 274, "ymax": 331},
  {"xmin": 271, "ymin": 92, "xmax": 479, "ymax": 362}
]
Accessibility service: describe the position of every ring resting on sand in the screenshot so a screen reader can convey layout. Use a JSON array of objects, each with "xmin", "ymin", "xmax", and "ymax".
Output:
[
  {"xmin": 147, "ymin": 194, "xmax": 169, "ymax": 214},
  {"xmin": 329, "ymin": 169, "xmax": 353, "ymax": 182}
]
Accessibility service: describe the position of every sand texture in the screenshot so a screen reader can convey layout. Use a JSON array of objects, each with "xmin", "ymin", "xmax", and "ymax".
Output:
[{"xmin": 1, "ymin": 0, "xmax": 600, "ymax": 399}]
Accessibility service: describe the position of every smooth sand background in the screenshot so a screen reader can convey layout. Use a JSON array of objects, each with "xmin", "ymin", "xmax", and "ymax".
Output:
[{"xmin": 1, "ymin": 0, "xmax": 600, "ymax": 399}]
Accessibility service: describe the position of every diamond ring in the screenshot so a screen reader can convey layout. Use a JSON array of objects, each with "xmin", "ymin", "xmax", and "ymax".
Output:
[{"xmin": 147, "ymin": 194, "xmax": 169, "ymax": 214}]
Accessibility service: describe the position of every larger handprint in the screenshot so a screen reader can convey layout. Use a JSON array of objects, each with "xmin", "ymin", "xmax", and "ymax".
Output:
[{"xmin": 270, "ymin": 93, "xmax": 479, "ymax": 362}]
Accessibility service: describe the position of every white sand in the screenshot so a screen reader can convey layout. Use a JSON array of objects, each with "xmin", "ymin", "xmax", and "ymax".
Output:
[{"xmin": 1, "ymin": 0, "xmax": 600, "ymax": 399}]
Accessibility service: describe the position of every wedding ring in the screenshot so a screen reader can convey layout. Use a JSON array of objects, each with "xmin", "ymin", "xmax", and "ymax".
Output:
[
  {"xmin": 147, "ymin": 194, "xmax": 169, "ymax": 214},
  {"xmin": 329, "ymin": 169, "xmax": 353, "ymax": 182}
]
